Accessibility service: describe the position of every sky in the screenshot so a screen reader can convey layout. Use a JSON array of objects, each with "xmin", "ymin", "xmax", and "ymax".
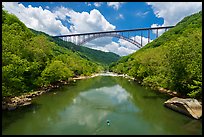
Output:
[{"xmin": 2, "ymin": 2, "xmax": 202, "ymax": 56}]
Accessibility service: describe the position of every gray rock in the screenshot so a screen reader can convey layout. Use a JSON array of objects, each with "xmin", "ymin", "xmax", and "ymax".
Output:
[
  {"xmin": 164, "ymin": 97, "xmax": 202, "ymax": 119},
  {"xmin": 7, "ymin": 103, "xmax": 17, "ymax": 110},
  {"xmin": 20, "ymin": 101, "xmax": 31, "ymax": 106}
]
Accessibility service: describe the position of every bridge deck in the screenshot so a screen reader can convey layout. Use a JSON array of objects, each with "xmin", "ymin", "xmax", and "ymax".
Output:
[{"xmin": 52, "ymin": 26, "xmax": 175, "ymax": 37}]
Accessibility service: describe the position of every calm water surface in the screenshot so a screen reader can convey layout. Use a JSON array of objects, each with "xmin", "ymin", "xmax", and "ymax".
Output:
[{"xmin": 2, "ymin": 76, "xmax": 202, "ymax": 135}]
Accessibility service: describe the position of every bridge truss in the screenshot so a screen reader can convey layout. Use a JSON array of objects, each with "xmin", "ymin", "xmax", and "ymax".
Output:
[{"xmin": 52, "ymin": 26, "xmax": 174, "ymax": 49}]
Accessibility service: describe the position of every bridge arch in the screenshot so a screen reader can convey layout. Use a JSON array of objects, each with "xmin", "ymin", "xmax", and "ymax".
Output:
[
  {"xmin": 79, "ymin": 33, "xmax": 142, "ymax": 48},
  {"xmin": 52, "ymin": 26, "xmax": 175, "ymax": 49}
]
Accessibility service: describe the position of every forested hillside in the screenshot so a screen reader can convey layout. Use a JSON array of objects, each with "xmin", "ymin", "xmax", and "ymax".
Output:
[
  {"xmin": 110, "ymin": 11, "xmax": 202, "ymax": 99},
  {"xmin": 30, "ymin": 29, "xmax": 120, "ymax": 66},
  {"xmin": 2, "ymin": 9, "xmax": 104, "ymax": 97}
]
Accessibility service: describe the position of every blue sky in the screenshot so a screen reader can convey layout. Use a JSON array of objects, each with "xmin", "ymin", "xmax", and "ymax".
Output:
[
  {"xmin": 2, "ymin": 2, "xmax": 202, "ymax": 56},
  {"xmin": 20, "ymin": 2, "xmax": 164, "ymax": 36}
]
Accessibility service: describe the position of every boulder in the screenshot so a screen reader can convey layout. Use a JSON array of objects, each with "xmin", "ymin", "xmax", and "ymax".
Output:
[{"xmin": 164, "ymin": 97, "xmax": 202, "ymax": 119}]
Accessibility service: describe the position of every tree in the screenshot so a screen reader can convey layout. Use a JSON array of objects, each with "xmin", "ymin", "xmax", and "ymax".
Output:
[{"xmin": 40, "ymin": 60, "xmax": 74, "ymax": 86}]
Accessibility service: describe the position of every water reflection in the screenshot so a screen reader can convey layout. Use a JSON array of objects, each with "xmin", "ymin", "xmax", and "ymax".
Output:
[
  {"xmin": 63, "ymin": 84, "xmax": 131, "ymax": 130},
  {"xmin": 2, "ymin": 76, "xmax": 202, "ymax": 135},
  {"xmin": 2, "ymin": 103, "xmax": 41, "ymax": 131}
]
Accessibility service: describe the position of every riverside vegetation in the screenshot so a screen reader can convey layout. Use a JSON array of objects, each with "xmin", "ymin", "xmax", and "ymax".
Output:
[
  {"xmin": 109, "ymin": 11, "xmax": 202, "ymax": 100},
  {"xmin": 2, "ymin": 8, "xmax": 202, "ymax": 106},
  {"xmin": 2, "ymin": 8, "xmax": 120, "ymax": 98}
]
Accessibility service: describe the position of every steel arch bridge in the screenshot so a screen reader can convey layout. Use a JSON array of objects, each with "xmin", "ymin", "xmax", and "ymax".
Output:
[
  {"xmin": 52, "ymin": 26, "xmax": 174, "ymax": 49},
  {"xmin": 80, "ymin": 33, "xmax": 142, "ymax": 48}
]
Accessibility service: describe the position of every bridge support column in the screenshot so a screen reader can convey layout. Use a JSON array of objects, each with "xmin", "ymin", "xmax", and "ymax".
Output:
[
  {"xmin": 148, "ymin": 29, "xmax": 150, "ymax": 43},
  {"xmin": 74, "ymin": 36, "xmax": 77, "ymax": 45},
  {"xmin": 156, "ymin": 29, "xmax": 158, "ymax": 38},
  {"xmin": 141, "ymin": 31, "xmax": 143, "ymax": 47}
]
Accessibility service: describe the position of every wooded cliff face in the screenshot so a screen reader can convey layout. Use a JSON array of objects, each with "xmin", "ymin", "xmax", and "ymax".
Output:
[
  {"xmin": 109, "ymin": 11, "xmax": 202, "ymax": 99},
  {"xmin": 2, "ymin": 9, "xmax": 106, "ymax": 97},
  {"xmin": 30, "ymin": 28, "xmax": 121, "ymax": 66}
]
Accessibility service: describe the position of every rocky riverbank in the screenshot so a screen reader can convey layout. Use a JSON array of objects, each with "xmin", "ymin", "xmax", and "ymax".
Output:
[
  {"xmin": 2, "ymin": 72, "xmax": 119, "ymax": 111},
  {"xmin": 2, "ymin": 72, "xmax": 202, "ymax": 112},
  {"xmin": 122, "ymin": 74, "xmax": 202, "ymax": 119},
  {"xmin": 2, "ymin": 90, "xmax": 45, "ymax": 110},
  {"xmin": 2, "ymin": 75, "xmax": 94, "ymax": 111},
  {"xmin": 116, "ymin": 73, "xmax": 182, "ymax": 98}
]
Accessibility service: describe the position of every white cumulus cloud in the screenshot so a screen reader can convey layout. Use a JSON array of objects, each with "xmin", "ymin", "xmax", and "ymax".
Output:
[
  {"xmin": 65, "ymin": 8, "xmax": 116, "ymax": 33},
  {"xmin": 104, "ymin": 41, "xmax": 134, "ymax": 56},
  {"xmin": 147, "ymin": 2, "xmax": 202, "ymax": 35},
  {"xmin": 96, "ymin": 35, "xmax": 152, "ymax": 56},
  {"xmin": 3, "ymin": 2, "xmax": 151, "ymax": 56},
  {"xmin": 2, "ymin": 2, "xmax": 70, "ymax": 36},
  {"xmin": 150, "ymin": 23, "xmax": 166, "ymax": 36},
  {"xmin": 53, "ymin": 7, "xmax": 116, "ymax": 48}
]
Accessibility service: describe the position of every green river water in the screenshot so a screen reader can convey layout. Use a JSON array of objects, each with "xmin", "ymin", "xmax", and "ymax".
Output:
[{"xmin": 2, "ymin": 76, "xmax": 202, "ymax": 135}]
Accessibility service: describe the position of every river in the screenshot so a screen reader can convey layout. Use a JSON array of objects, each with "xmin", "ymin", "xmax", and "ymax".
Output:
[{"xmin": 2, "ymin": 75, "xmax": 202, "ymax": 135}]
